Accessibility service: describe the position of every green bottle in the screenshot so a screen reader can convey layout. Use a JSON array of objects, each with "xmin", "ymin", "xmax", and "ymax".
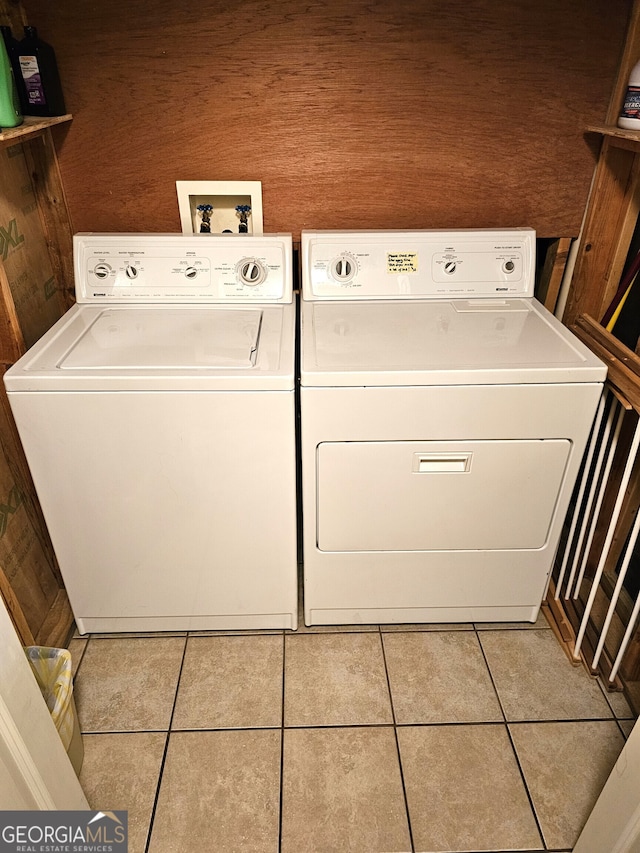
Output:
[{"xmin": 0, "ymin": 31, "xmax": 23, "ymax": 129}]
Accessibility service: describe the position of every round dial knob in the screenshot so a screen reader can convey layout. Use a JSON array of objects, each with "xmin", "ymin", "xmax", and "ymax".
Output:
[
  {"xmin": 125, "ymin": 264, "xmax": 138, "ymax": 279},
  {"xmin": 238, "ymin": 258, "xmax": 266, "ymax": 286},
  {"xmin": 93, "ymin": 263, "xmax": 111, "ymax": 279},
  {"xmin": 184, "ymin": 266, "xmax": 198, "ymax": 279},
  {"xmin": 331, "ymin": 254, "xmax": 356, "ymax": 283},
  {"xmin": 444, "ymin": 261, "xmax": 457, "ymax": 275}
]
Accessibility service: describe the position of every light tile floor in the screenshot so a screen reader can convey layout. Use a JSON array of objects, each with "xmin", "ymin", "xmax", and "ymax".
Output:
[{"xmin": 68, "ymin": 610, "xmax": 637, "ymax": 853}]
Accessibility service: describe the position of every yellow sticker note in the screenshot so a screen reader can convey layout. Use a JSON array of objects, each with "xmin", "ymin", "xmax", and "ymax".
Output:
[{"xmin": 387, "ymin": 252, "xmax": 418, "ymax": 274}]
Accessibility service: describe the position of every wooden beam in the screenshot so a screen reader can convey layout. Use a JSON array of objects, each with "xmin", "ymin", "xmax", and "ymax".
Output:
[
  {"xmin": 572, "ymin": 314, "xmax": 640, "ymax": 411},
  {"xmin": 538, "ymin": 237, "xmax": 572, "ymax": 313},
  {"xmin": 23, "ymin": 131, "xmax": 75, "ymax": 310},
  {"xmin": 564, "ymin": 139, "xmax": 640, "ymax": 325},
  {"xmin": 0, "ymin": 561, "xmax": 34, "ymax": 646}
]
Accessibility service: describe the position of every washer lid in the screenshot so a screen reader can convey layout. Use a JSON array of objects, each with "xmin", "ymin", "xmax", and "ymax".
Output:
[
  {"xmin": 61, "ymin": 308, "xmax": 262, "ymax": 369},
  {"xmin": 301, "ymin": 297, "xmax": 607, "ymax": 386},
  {"xmin": 5, "ymin": 302, "xmax": 296, "ymax": 391}
]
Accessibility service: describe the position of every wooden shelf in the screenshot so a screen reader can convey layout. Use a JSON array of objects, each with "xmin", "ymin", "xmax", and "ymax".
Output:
[
  {"xmin": 0, "ymin": 114, "xmax": 72, "ymax": 148},
  {"xmin": 586, "ymin": 123, "xmax": 640, "ymax": 150}
]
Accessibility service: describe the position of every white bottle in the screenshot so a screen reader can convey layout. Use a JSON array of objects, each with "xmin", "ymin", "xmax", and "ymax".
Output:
[{"xmin": 619, "ymin": 59, "xmax": 640, "ymax": 129}]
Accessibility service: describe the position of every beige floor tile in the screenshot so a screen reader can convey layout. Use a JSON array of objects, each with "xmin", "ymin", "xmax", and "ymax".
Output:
[
  {"xmin": 148, "ymin": 730, "xmax": 281, "ymax": 853},
  {"xmin": 284, "ymin": 632, "xmax": 393, "ymax": 726},
  {"xmin": 172, "ymin": 634, "xmax": 283, "ymax": 729},
  {"xmin": 398, "ymin": 724, "xmax": 542, "ymax": 852},
  {"xmin": 79, "ymin": 732, "xmax": 166, "ymax": 853},
  {"xmin": 74, "ymin": 636, "xmax": 186, "ymax": 732},
  {"xmin": 479, "ymin": 628, "xmax": 613, "ymax": 720},
  {"xmin": 281, "ymin": 727, "xmax": 411, "ymax": 853},
  {"xmin": 510, "ymin": 720, "xmax": 624, "ymax": 850},
  {"xmin": 383, "ymin": 631, "xmax": 503, "ymax": 723}
]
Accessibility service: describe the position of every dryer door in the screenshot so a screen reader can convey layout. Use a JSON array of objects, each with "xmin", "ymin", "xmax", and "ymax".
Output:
[{"xmin": 316, "ymin": 439, "xmax": 571, "ymax": 552}]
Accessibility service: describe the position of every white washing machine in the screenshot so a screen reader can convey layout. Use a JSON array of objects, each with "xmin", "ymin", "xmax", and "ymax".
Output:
[
  {"xmin": 300, "ymin": 228, "xmax": 607, "ymax": 625},
  {"xmin": 4, "ymin": 233, "xmax": 298, "ymax": 633}
]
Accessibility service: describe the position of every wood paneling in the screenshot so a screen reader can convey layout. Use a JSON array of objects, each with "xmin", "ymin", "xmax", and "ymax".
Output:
[{"xmin": 20, "ymin": 0, "xmax": 631, "ymax": 240}]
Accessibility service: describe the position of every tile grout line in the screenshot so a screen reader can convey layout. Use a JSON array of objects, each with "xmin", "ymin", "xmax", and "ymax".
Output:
[
  {"xmin": 504, "ymin": 723, "xmax": 549, "ymax": 852},
  {"xmin": 143, "ymin": 633, "xmax": 189, "ymax": 853},
  {"xmin": 475, "ymin": 628, "xmax": 547, "ymax": 851},
  {"xmin": 378, "ymin": 629, "xmax": 416, "ymax": 853},
  {"xmin": 76, "ymin": 714, "xmax": 627, "ymax": 736}
]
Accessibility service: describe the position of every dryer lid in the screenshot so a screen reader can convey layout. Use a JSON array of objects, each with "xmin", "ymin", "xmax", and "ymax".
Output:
[{"xmin": 60, "ymin": 308, "xmax": 262, "ymax": 369}]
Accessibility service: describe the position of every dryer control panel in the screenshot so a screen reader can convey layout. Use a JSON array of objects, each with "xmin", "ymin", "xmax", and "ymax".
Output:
[
  {"xmin": 74, "ymin": 233, "xmax": 293, "ymax": 303},
  {"xmin": 302, "ymin": 228, "xmax": 535, "ymax": 300}
]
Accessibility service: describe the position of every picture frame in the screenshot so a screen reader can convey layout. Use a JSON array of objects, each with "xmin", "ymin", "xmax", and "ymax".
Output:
[{"xmin": 176, "ymin": 181, "xmax": 263, "ymax": 235}]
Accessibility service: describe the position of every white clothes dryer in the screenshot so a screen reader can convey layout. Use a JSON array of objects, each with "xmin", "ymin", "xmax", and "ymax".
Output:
[
  {"xmin": 300, "ymin": 228, "xmax": 606, "ymax": 626},
  {"xmin": 4, "ymin": 233, "xmax": 298, "ymax": 633}
]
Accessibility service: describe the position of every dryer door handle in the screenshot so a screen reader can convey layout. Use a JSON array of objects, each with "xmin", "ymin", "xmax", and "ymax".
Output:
[{"xmin": 412, "ymin": 453, "xmax": 472, "ymax": 473}]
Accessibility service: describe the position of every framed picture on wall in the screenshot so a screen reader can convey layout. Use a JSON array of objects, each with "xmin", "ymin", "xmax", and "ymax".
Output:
[{"xmin": 176, "ymin": 181, "xmax": 263, "ymax": 235}]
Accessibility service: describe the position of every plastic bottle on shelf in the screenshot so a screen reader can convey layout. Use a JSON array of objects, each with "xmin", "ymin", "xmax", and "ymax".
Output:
[
  {"xmin": 1, "ymin": 25, "xmax": 27, "ymax": 112},
  {"xmin": 0, "ymin": 28, "xmax": 23, "ymax": 129},
  {"xmin": 17, "ymin": 25, "xmax": 66, "ymax": 117},
  {"xmin": 619, "ymin": 58, "xmax": 640, "ymax": 129}
]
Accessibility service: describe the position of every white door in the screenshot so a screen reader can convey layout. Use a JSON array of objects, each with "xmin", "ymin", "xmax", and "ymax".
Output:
[
  {"xmin": 0, "ymin": 595, "xmax": 88, "ymax": 809},
  {"xmin": 573, "ymin": 718, "xmax": 640, "ymax": 853}
]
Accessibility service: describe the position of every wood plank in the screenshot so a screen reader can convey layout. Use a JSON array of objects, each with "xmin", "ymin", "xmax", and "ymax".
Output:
[
  {"xmin": 21, "ymin": 0, "xmax": 630, "ymax": 240},
  {"xmin": 571, "ymin": 315, "xmax": 640, "ymax": 410},
  {"xmin": 0, "ymin": 142, "xmax": 68, "ymax": 352},
  {"xmin": 564, "ymin": 140, "xmax": 640, "ymax": 325},
  {"xmin": 0, "ymin": 258, "xmax": 25, "ymax": 364},
  {"xmin": 34, "ymin": 589, "xmax": 74, "ymax": 649},
  {"xmin": 0, "ymin": 561, "xmax": 34, "ymax": 645},
  {"xmin": 538, "ymin": 237, "xmax": 572, "ymax": 313},
  {"xmin": 0, "ymin": 116, "xmax": 73, "ymax": 149},
  {"xmin": 23, "ymin": 131, "xmax": 75, "ymax": 310},
  {"xmin": 0, "ymin": 367, "xmax": 62, "ymax": 585},
  {"xmin": 575, "ymin": 314, "xmax": 640, "ymax": 378},
  {"xmin": 621, "ymin": 629, "xmax": 640, "ymax": 680}
]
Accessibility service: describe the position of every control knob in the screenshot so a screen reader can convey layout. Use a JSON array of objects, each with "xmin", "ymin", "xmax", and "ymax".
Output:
[
  {"xmin": 331, "ymin": 254, "xmax": 357, "ymax": 283},
  {"xmin": 444, "ymin": 261, "xmax": 457, "ymax": 275},
  {"xmin": 125, "ymin": 264, "xmax": 138, "ymax": 279},
  {"xmin": 238, "ymin": 258, "xmax": 266, "ymax": 286},
  {"xmin": 93, "ymin": 263, "xmax": 111, "ymax": 279}
]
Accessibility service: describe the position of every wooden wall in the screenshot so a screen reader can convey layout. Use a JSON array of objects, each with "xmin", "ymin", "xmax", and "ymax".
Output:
[{"xmin": 19, "ymin": 0, "xmax": 631, "ymax": 241}]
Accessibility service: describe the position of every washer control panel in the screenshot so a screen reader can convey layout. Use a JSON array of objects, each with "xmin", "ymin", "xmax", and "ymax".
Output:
[
  {"xmin": 302, "ymin": 228, "xmax": 535, "ymax": 300},
  {"xmin": 74, "ymin": 233, "xmax": 293, "ymax": 303}
]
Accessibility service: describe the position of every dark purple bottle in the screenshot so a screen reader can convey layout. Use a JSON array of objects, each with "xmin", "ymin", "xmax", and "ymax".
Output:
[{"xmin": 18, "ymin": 25, "xmax": 66, "ymax": 116}]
